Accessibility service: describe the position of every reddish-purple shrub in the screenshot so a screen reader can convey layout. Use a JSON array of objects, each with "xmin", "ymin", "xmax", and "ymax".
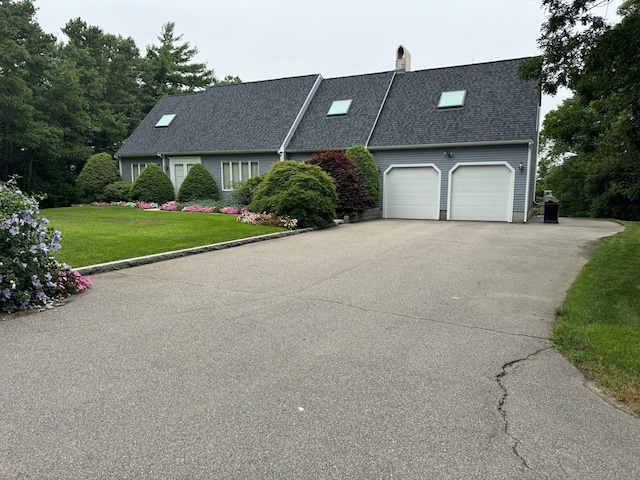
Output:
[{"xmin": 305, "ymin": 150, "xmax": 369, "ymax": 217}]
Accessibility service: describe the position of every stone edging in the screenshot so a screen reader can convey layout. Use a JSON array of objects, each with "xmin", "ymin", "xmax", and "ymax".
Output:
[{"xmin": 77, "ymin": 227, "xmax": 315, "ymax": 276}]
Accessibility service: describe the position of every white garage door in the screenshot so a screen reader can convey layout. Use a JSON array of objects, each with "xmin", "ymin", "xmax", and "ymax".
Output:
[
  {"xmin": 384, "ymin": 165, "xmax": 440, "ymax": 220},
  {"xmin": 449, "ymin": 164, "xmax": 513, "ymax": 222}
]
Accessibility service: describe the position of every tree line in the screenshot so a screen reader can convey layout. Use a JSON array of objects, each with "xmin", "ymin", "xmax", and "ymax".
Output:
[
  {"xmin": 0, "ymin": 0, "xmax": 239, "ymax": 206},
  {"xmin": 521, "ymin": 0, "xmax": 640, "ymax": 220}
]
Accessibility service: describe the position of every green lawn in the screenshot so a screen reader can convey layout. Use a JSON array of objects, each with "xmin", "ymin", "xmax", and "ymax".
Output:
[
  {"xmin": 552, "ymin": 221, "xmax": 640, "ymax": 414},
  {"xmin": 43, "ymin": 206, "xmax": 286, "ymax": 267}
]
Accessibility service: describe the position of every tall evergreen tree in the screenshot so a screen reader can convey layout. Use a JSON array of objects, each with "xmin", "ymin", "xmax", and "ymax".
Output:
[
  {"xmin": 60, "ymin": 18, "xmax": 144, "ymax": 155},
  {"xmin": 141, "ymin": 22, "xmax": 216, "ymax": 110},
  {"xmin": 0, "ymin": 0, "xmax": 54, "ymax": 180}
]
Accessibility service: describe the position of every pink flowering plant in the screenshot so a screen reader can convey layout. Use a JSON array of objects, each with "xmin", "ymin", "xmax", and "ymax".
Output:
[
  {"xmin": 1, "ymin": 178, "xmax": 92, "ymax": 314},
  {"xmin": 159, "ymin": 201, "xmax": 179, "ymax": 211},
  {"xmin": 236, "ymin": 209, "xmax": 298, "ymax": 229},
  {"xmin": 181, "ymin": 204, "xmax": 215, "ymax": 213},
  {"xmin": 219, "ymin": 206, "xmax": 241, "ymax": 215}
]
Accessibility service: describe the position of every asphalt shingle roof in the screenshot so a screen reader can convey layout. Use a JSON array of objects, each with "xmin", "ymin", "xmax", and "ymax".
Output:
[
  {"xmin": 286, "ymin": 71, "xmax": 394, "ymax": 152},
  {"xmin": 368, "ymin": 58, "xmax": 540, "ymax": 147},
  {"xmin": 116, "ymin": 58, "xmax": 540, "ymax": 158},
  {"xmin": 116, "ymin": 75, "xmax": 319, "ymax": 156}
]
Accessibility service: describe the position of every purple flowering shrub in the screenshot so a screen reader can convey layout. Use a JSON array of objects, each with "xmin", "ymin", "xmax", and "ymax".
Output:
[{"xmin": 1, "ymin": 178, "xmax": 92, "ymax": 314}]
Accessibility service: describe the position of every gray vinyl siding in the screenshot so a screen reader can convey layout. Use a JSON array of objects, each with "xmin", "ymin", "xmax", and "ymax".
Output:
[
  {"xmin": 120, "ymin": 153, "xmax": 279, "ymax": 201},
  {"xmin": 371, "ymin": 144, "xmax": 531, "ymax": 214},
  {"xmin": 119, "ymin": 157, "xmax": 161, "ymax": 183},
  {"xmin": 201, "ymin": 152, "xmax": 280, "ymax": 201}
]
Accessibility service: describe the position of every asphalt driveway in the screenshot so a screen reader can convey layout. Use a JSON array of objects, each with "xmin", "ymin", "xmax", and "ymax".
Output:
[{"xmin": 1, "ymin": 218, "xmax": 638, "ymax": 479}]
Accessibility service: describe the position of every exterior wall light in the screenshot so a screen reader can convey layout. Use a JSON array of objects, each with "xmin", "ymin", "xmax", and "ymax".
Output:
[
  {"xmin": 444, "ymin": 151, "xmax": 453, "ymax": 158},
  {"xmin": 519, "ymin": 162, "xmax": 524, "ymax": 171}
]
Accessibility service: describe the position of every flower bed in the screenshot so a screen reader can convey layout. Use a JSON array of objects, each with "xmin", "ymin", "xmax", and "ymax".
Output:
[
  {"xmin": 236, "ymin": 210, "xmax": 298, "ymax": 229},
  {"xmin": 91, "ymin": 201, "xmax": 299, "ymax": 230}
]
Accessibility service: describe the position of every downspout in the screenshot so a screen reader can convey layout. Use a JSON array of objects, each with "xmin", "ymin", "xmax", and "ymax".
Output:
[
  {"xmin": 278, "ymin": 74, "xmax": 323, "ymax": 160},
  {"xmin": 524, "ymin": 100, "xmax": 542, "ymax": 222},
  {"xmin": 365, "ymin": 70, "xmax": 396, "ymax": 148},
  {"xmin": 524, "ymin": 141, "xmax": 532, "ymax": 223},
  {"xmin": 115, "ymin": 154, "xmax": 122, "ymax": 177},
  {"xmin": 157, "ymin": 153, "xmax": 167, "ymax": 175}
]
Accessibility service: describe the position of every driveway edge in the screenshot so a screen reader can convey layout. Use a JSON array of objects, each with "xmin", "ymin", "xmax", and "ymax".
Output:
[{"xmin": 76, "ymin": 227, "xmax": 315, "ymax": 276}]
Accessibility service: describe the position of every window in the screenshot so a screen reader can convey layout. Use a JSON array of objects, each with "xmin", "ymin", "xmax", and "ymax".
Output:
[
  {"xmin": 155, "ymin": 114, "xmax": 176, "ymax": 127},
  {"xmin": 438, "ymin": 90, "xmax": 466, "ymax": 109},
  {"xmin": 327, "ymin": 99, "xmax": 352, "ymax": 116},
  {"xmin": 222, "ymin": 161, "xmax": 259, "ymax": 190},
  {"xmin": 131, "ymin": 163, "xmax": 149, "ymax": 182}
]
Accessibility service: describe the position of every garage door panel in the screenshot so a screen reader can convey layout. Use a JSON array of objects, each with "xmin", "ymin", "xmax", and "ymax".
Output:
[
  {"xmin": 385, "ymin": 166, "xmax": 440, "ymax": 220},
  {"xmin": 450, "ymin": 165, "xmax": 512, "ymax": 222}
]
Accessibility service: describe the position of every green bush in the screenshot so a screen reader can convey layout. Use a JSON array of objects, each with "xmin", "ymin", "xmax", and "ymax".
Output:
[
  {"xmin": 250, "ymin": 161, "xmax": 336, "ymax": 229},
  {"xmin": 231, "ymin": 175, "xmax": 264, "ymax": 206},
  {"xmin": 306, "ymin": 150, "xmax": 369, "ymax": 217},
  {"xmin": 130, "ymin": 164, "xmax": 175, "ymax": 204},
  {"xmin": 176, "ymin": 163, "xmax": 220, "ymax": 202},
  {"xmin": 102, "ymin": 181, "xmax": 132, "ymax": 202},
  {"xmin": 76, "ymin": 152, "xmax": 122, "ymax": 202},
  {"xmin": 346, "ymin": 145, "xmax": 380, "ymax": 206}
]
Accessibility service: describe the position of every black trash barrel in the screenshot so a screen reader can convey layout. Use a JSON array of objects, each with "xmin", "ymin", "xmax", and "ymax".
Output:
[{"xmin": 544, "ymin": 195, "xmax": 559, "ymax": 224}]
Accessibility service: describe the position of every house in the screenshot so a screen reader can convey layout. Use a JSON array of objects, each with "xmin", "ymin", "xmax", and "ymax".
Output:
[{"xmin": 116, "ymin": 46, "xmax": 541, "ymax": 222}]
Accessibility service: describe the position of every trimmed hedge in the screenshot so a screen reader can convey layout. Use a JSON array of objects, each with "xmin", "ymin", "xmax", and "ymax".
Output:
[
  {"xmin": 346, "ymin": 145, "xmax": 380, "ymax": 206},
  {"xmin": 305, "ymin": 150, "xmax": 369, "ymax": 217},
  {"xmin": 231, "ymin": 175, "xmax": 264, "ymax": 206},
  {"xmin": 176, "ymin": 163, "xmax": 220, "ymax": 202},
  {"xmin": 249, "ymin": 161, "xmax": 336, "ymax": 229},
  {"xmin": 103, "ymin": 180, "xmax": 132, "ymax": 202},
  {"xmin": 76, "ymin": 152, "xmax": 122, "ymax": 202},
  {"xmin": 130, "ymin": 164, "xmax": 175, "ymax": 204}
]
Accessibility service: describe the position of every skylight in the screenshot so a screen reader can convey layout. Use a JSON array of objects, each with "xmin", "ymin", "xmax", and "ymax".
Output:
[
  {"xmin": 438, "ymin": 91, "xmax": 466, "ymax": 109},
  {"xmin": 327, "ymin": 99, "xmax": 352, "ymax": 116},
  {"xmin": 155, "ymin": 114, "xmax": 176, "ymax": 127}
]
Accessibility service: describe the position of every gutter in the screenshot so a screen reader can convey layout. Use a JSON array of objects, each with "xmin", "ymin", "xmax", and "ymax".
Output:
[
  {"xmin": 117, "ymin": 149, "xmax": 282, "ymax": 158},
  {"xmin": 366, "ymin": 139, "xmax": 533, "ymax": 151}
]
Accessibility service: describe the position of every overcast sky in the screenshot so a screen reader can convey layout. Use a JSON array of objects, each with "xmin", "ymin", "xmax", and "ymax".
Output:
[{"xmin": 34, "ymin": 0, "xmax": 623, "ymax": 122}]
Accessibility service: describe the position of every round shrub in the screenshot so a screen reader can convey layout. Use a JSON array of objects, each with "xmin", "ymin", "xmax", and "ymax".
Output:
[
  {"xmin": 231, "ymin": 175, "xmax": 264, "ymax": 206},
  {"xmin": 345, "ymin": 145, "xmax": 380, "ymax": 206},
  {"xmin": 102, "ymin": 180, "xmax": 132, "ymax": 202},
  {"xmin": 176, "ymin": 163, "xmax": 220, "ymax": 202},
  {"xmin": 305, "ymin": 150, "xmax": 369, "ymax": 217},
  {"xmin": 130, "ymin": 163, "xmax": 175, "ymax": 204},
  {"xmin": 76, "ymin": 152, "xmax": 122, "ymax": 202},
  {"xmin": 1, "ymin": 178, "xmax": 62, "ymax": 313},
  {"xmin": 249, "ymin": 161, "xmax": 337, "ymax": 229}
]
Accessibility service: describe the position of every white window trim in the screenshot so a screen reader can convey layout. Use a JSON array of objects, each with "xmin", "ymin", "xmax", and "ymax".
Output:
[
  {"xmin": 131, "ymin": 163, "xmax": 150, "ymax": 182},
  {"xmin": 221, "ymin": 161, "xmax": 259, "ymax": 191}
]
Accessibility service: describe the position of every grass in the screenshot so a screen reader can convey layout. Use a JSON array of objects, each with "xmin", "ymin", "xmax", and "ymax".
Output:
[
  {"xmin": 43, "ymin": 206, "xmax": 286, "ymax": 267},
  {"xmin": 552, "ymin": 221, "xmax": 640, "ymax": 414}
]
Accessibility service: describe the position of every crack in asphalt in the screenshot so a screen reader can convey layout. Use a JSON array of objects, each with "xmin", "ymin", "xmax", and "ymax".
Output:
[
  {"xmin": 496, "ymin": 347, "xmax": 551, "ymax": 477},
  {"xmin": 284, "ymin": 295, "xmax": 549, "ymax": 340}
]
